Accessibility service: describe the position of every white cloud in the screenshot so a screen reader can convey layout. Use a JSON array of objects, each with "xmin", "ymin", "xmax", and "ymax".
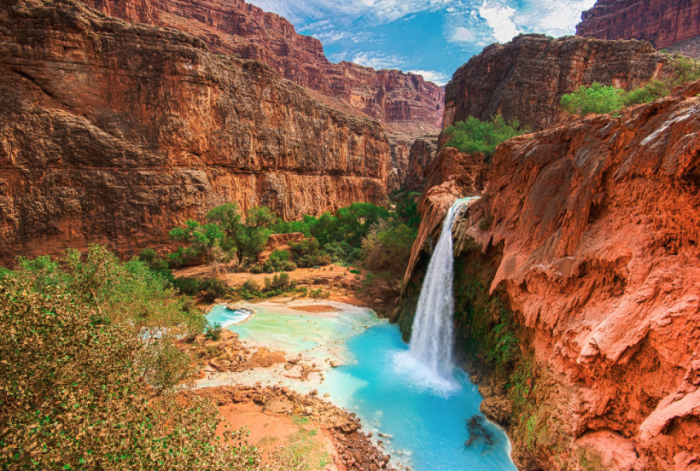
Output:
[
  {"xmin": 478, "ymin": 1, "xmax": 520, "ymax": 43},
  {"xmin": 408, "ymin": 70, "xmax": 450, "ymax": 85},
  {"xmin": 516, "ymin": 0, "xmax": 597, "ymax": 38},
  {"xmin": 449, "ymin": 26, "xmax": 476, "ymax": 43},
  {"xmin": 248, "ymin": 0, "xmax": 456, "ymax": 24},
  {"xmin": 352, "ymin": 51, "xmax": 406, "ymax": 69},
  {"xmin": 312, "ymin": 30, "xmax": 367, "ymax": 43}
]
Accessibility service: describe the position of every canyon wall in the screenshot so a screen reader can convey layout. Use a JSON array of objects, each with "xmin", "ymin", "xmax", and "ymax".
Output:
[
  {"xmin": 406, "ymin": 81, "xmax": 700, "ymax": 470},
  {"xmin": 77, "ymin": 0, "xmax": 445, "ymax": 130},
  {"xmin": 0, "ymin": 0, "xmax": 390, "ymax": 265},
  {"xmin": 577, "ymin": 0, "xmax": 700, "ymax": 58},
  {"xmin": 444, "ymin": 34, "xmax": 668, "ymax": 132}
]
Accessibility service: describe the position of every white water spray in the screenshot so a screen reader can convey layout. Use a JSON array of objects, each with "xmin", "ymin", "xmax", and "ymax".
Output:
[{"xmin": 406, "ymin": 197, "xmax": 476, "ymax": 384}]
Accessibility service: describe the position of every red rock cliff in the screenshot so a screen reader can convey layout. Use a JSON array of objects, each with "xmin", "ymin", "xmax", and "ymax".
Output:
[
  {"xmin": 0, "ymin": 0, "xmax": 390, "ymax": 265},
  {"xmin": 444, "ymin": 34, "xmax": 668, "ymax": 132},
  {"xmin": 577, "ymin": 0, "xmax": 700, "ymax": 57},
  {"xmin": 77, "ymin": 0, "xmax": 445, "ymax": 130},
  {"xmin": 462, "ymin": 82, "xmax": 700, "ymax": 469}
]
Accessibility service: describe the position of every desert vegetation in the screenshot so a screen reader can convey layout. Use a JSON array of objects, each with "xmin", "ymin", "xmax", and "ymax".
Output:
[
  {"xmin": 0, "ymin": 245, "xmax": 305, "ymax": 470},
  {"xmin": 560, "ymin": 55, "xmax": 700, "ymax": 116}
]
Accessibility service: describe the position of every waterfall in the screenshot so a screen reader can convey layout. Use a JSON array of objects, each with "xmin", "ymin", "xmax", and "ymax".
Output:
[{"xmin": 406, "ymin": 197, "xmax": 476, "ymax": 384}]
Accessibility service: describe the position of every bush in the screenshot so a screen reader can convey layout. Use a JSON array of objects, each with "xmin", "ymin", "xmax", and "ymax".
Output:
[
  {"xmin": 172, "ymin": 277, "xmax": 228, "ymax": 301},
  {"xmin": 361, "ymin": 220, "xmax": 416, "ymax": 278},
  {"xmin": 561, "ymin": 58, "xmax": 700, "ymax": 116},
  {"xmin": 205, "ymin": 322, "xmax": 223, "ymax": 341},
  {"xmin": 249, "ymin": 264, "xmax": 263, "ymax": 274},
  {"xmin": 263, "ymin": 273, "xmax": 295, "ymax": 292},
  {"xmin": 444, "ymin": 115, "xmax": 528, "ymax": 156},
  {"xmin": 138, "ymin": 248, "xmax": 158, "ymax": 264},
  {"xmin": 560, "ymin": 82, "xmax": 627, "ymax": 115},
  {"xmin": 323, "ymin": 241, "xmax": 347, "ymax": 262},
  {"xmin": 264, "ymin": 249, "xmax": 291, "ymax": 273},
  {"xmin": 0, "ymin": 246, "xmax": 305, "ymax": 471},
  {"xmin": 242, "ymin": 276, "xmax": 260, "ymax": 292},
  {"xmin": 309, "ymin": 288, "xmax": 330, "ymax": 299}
]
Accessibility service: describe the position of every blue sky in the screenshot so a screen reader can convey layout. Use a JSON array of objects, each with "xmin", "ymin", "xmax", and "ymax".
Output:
[{"xmin": 247, "ymin": 0, "xmax": 597, "ymax": 85}]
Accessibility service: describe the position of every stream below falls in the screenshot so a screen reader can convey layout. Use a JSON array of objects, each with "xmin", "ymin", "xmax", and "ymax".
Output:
[{"xmin": 201, "ymin": 302, "xmax": 517, "ymax": 471}]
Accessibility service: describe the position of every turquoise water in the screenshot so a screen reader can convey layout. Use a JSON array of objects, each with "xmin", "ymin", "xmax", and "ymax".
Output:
[
  {"xmin": 203, "ymin": 303, "xmax": 516, "ymax": 471},
  {"xmin": 206, "ymin": 304, "xmax": 253, "ymax": 328},
  {"xmin": 320, "ymin": 322, "xmax": 516, "ymax": 471}
]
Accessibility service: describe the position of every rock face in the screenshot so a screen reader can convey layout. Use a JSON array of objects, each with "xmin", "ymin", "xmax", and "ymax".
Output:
[
  {"xmin": 577, "ymin": 0, "xmax": 700, "ymax": 58},
  {"xmin": 444, "ymin": 34, "xmax": 668, "ymax": 131},
  {"xmin": 0, "ymin": 0, "xmax": 389, "ymax": 265},
  {"xmin": 402, "ymin": 147, "xmax": 488, "ymax": 286},
  {"xmin": 78, "ymin": 0, "xmax": 445, "ymax": 129},
  {"xmin": 404, "ymin": 133, "xmax": 439, "ymax": 192},
  {"xmin": 463, "ymin": 81, "xmax": 700, "ymax": 469}
]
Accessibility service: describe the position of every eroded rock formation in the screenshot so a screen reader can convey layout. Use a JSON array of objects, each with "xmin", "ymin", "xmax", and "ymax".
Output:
[
  {"xmin": 404, "ymin": 133, "xmax": 439, "ymax": 192},
  {"xmin": 78, "ymin": 0, "xmax": 445, "ymax": 130},
  {"xmin": 0, "ymin": 0, "xmax": 390, "ymax": 265},
  {"xmin": 444, "ymin": 34, "xmax": 668, "ymax": 131},
  {"xmin": 447, "ymin": 82, "xmax": 700, "ymax": 469},
  {"xmin": 577, "ymin": 0, "xmax": 700, "ymax": 58}
]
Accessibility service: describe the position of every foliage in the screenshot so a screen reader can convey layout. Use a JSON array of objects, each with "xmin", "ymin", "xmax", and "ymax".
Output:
[
  {"xmin": 205, "ymin": 322, "xmax": 224, "ymax": 341},
  {"xmin": 264, "ymin": 250, "xmax": 295, "ymax": 273},
  {"xmin": 561, "ymin": 57, "xmax": 700, "ymax": 116},
  {"xmin": 560, "ymin": 82, "xmax": 627, "ymax": 115},
  {"xmin": 0, "ymin": 246, "xmax": 305, "ymax": 470},
  {"xmin": 309, "ymin": 288, "xmax": 330, "ymax": 299},
  {"xmin": 361, "ymin": 220, "xmax": 416, "ymax": 278},
  {"xmin": 289, "ymin": 238, "xmax": 332, "ymax": 268},
  {"xmin": 444, "ymin": 115, "xmax": 529, "ymax": 156},
  {"xmin": 172, "ymin": 276, "xmax": 228, "ymax": 302}
]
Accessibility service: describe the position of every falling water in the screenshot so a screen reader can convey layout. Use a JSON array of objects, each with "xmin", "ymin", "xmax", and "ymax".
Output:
[{"xmin": 407, "ymin": 197, "xmax": 476, "ymax": 384}]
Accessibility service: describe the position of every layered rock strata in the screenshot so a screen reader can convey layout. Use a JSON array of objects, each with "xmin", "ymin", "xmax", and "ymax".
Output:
[
  {"xmin": 577, "ymin": 0, "xmax": 700, "ymax": 56},
  {"xmin": 78, "ymin": 0, "xmax": 445, "ymax": 129},
  {"xmin": 444, "ymin": 34, "xmax": 668, "ymax": 131},
  {"xmin": 404, "ymin": 133, "xmax": 439, "ymax": 192},
  {"xmin": 0, "ymin": 0, "xmax": 390, "ymax": 265},
  {"xmin": 414, "ymin": 82, "xmax": 700, "ymax": 469}
]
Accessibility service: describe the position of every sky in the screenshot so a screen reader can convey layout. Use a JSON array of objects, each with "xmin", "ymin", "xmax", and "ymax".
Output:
[{"xmin": 246, "ymin": 0, "xmax": 597, "ymax": 86}]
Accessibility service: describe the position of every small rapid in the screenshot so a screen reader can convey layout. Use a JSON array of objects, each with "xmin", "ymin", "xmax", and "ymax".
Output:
[{"xmin": 403, "ymin": 197, "xmax": 477, "ymax": 387}]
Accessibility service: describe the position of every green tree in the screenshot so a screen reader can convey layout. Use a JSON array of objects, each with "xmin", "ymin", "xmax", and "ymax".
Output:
[
  {"xmin": 444, "ymin": 115, "xmax": 528, "ymax": 156},
  {"xmin": 560, "ymin": 82, "xmax": 626, "ymax": 115}
]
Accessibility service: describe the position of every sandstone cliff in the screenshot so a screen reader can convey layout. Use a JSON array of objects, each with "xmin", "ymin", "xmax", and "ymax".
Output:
[
  {"xmin": 0, "ymin": 0, "xmax": 390, "ymax": 265},
  {"xmin": 77, "ymin": 0, "xmax": 445, "ymax": 130},
  {"xmin": 577, "ymin": 0, "xmax": 700, "ymax": 58},
  {"xmin": 444, "ymin": 34, "xmax": 668, "ymax": 132},
  {"xmin": 404, "ymin": 133, "xmax": 439, "ymax": 192},
  {"xmin": 407, "ymin": 82, "xmax": 700, "ymax": 470}
]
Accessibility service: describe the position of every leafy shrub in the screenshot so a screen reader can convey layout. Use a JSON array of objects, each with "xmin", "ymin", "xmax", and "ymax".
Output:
[
  {"xmin": 0, "ymin": 246, "xmax": 305, "ymax": 471},
  {"xmin": 309, "ymin": 288, "xmax": 330, "ymax": 299},
  {"xmin": 243, "ymin": 276, "xmax": 260, "ymax": 292},
  {"xmin": 205, "ymin": 322, "xmax": 224, "ymax": 341},
  {"xmin": 444, "ymin": 115, "xmax": 528, "ymax": 156},
  {"xmin": 561, "ymin": 58, "xmax": 700, "ymax": 116},
  {"xmin": 167, "ymin": 246, "xmax": 203, "ymax": 268},
  {"xmin": 323, "ymin": 241, "xmax": 347, "ymax": 262},
  {"xmin": 264, "ymin": 249, "xmax": 292, "ymax": 273},
  {"xmin": 173, "ymin": 277, "xmax": 228, "ymax": 301},
  {"xmin": 263, "ymin": 273, "xmax": 295, "ymax": 292},
  {"xmin": 138, "ymin": 248, "xmax": 158, "ymax": 264},
  {"xmin": 249, "ymin": 264, "xmax": 263, "ymax": 274},
  {"xmin": 560, "ymin": 82, "xmax": 627, "ymax": 115},
  {"xmin": 361, "ymin": 220, "xmax": 416, "ymax": 278}
]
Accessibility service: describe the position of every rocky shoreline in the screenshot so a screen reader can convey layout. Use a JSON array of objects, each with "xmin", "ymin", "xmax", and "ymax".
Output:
[{"xmin": 194, "ymin": 385, "xmax": 397, "ymax": 471}]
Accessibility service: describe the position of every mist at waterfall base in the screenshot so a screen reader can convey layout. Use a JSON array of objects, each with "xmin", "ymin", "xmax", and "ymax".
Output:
[{"xmin": 324, "ymin": 323, "xmax": 516, "ymax": 471}]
